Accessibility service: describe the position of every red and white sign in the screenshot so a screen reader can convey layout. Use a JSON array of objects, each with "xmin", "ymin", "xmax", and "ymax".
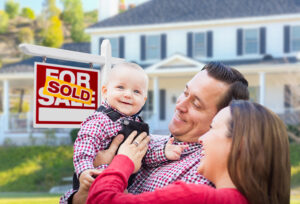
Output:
[{"xmin": 34, "ymin": 62, "xmax": 100, "ymax": 128}]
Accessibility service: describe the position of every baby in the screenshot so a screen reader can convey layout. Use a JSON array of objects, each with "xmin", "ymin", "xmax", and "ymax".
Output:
[{"xmin": 60, "ymin": 62, "xmax": 187, "ymax": 204}]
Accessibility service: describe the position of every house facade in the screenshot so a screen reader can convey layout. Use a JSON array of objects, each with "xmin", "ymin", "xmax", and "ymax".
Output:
[{"xmin": 86, "ymin": 0, "xmax": 300, "ymax": 133}]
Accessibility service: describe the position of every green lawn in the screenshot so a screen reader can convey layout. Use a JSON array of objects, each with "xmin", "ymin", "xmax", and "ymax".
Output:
[{"xmin": 0, "ymin": 193, "xmax": 60, "ymax": 204}]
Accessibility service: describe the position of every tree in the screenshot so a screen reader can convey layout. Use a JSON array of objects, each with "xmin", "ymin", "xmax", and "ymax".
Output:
[
  {"xmin": 18, "ymin": 27, "xmax": 34, "ymax": 43},
  {"xmin": 41, "ymin": 16, "xmax": 64, "ymax": 48},
  {"xmin": 5, "ymin": 0, "xmax": 19, "ymax": 19},
  {"xmin": 61, "ymin": 0, "xmax": 89, "ymax": 42},
  {"xmin": 43, "ymin": 0, "xmax": 61, "ymax": 19},
  {"xmin": 0, "ymin": 10, "xmax": 9, "ymax": 34},
  {"xmin": 21, "ymin": 7, "xmax": 35, "ymax": 20}
]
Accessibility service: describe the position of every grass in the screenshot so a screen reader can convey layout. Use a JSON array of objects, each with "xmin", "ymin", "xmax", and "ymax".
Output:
[
  {"xmin": 0, "ymin": 146, "xmax": 73, "ymax": 191},
  {"xmin": 0, "ymin": 193, "xmax": 60, "ymax": 204}
]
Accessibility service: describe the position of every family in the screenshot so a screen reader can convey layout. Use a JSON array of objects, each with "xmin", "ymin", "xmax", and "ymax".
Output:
[{"xmin": 60, "ymin": 61, "xmax": 290, "ymax": 204}]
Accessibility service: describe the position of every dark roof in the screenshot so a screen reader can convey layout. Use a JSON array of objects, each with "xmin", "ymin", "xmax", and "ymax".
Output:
[
  {"xmin": 0, "ymin": 42, "xmax": 92, "ymax": 74},
  {"xmin": 89, "ymin": 0, "xmax": 300, "ymax": 29}
]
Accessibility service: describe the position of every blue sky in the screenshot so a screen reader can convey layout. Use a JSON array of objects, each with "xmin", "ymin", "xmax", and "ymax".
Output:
[
  {"xmin": 0, "ymin": 0, "xmax": 149, "ymax": 14},
  {"xmin": 0, "ymin": 0, "xmax": 97, "ymax": 13}
]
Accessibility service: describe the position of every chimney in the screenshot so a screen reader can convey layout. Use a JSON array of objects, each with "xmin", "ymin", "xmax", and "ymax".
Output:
[{"xmin": 98, "ymin": 0, "xmax": 120, "ymax": 21}]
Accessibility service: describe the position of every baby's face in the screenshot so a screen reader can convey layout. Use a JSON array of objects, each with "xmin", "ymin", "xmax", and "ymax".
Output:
[{"xmin": 103, "ymin": 67, "xmax": 148, "ymax": 116}]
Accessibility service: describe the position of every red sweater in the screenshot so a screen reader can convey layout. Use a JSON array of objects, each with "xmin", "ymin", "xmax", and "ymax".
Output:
[{"xmin": 87, "ymin": 155, "xmax": 249, "ymax": 204}]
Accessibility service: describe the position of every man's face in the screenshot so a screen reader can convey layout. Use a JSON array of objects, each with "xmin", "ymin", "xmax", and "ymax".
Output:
[{"xmin": 168, "ymin": 70, "xmax": 229, "ymax": 143}]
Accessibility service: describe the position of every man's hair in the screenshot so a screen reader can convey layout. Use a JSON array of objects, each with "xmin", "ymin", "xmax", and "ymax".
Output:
[
  {"xmin": 201, "ymin": 62, "xmax": 249, "ymax": 111},
  {"xmin": 228, "ymin": 100, "xmax": 290, "ymax": 204}
]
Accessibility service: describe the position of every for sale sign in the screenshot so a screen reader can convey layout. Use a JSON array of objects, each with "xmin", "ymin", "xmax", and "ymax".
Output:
[{"xmin": 34, "ymin": 62, "xmax": 100, "ymax": 128}]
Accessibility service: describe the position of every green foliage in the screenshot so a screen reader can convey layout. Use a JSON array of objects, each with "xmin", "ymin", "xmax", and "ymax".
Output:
[
  {"xmin": 41, "ymin": 15, "xmax": 64, "ymax": 48},
  {"xmin": 61, "ymin": 0, "xmax": 89, "ymax": 42},
  {"xmin": 70, "ymin": 128, "xmax": 80, "ymax": 143},
  {"xmin": 291, "ymin": 143, "xmax": 300, "ymax": 188},
  {"xmin": 10, "ymin": 100, "xmax": 30, "ymax": 113},
  {"xmin": 18, "ymin": 27, "xmax": 34, "ymax": 44},
  {"xmin": 0, "ymin": 10, "xmax": 9, "ymax": 34},
  {"xmin": 43, "ymin": 0, "xmax": 61, "ymax": 19},
  {"xmin": 4, "ymin": 0, "xmax": 19, "ymax": 19},
  {"xmin": 20, "ymin": 7, "xmax": 35, "ymax": 20},
  {"xmin": 84, "ymin": 10, "xmax": 98, "ymax": 24},
  {"xmin": 0, "ymin": 146, "xmax": 73, "ymax": 191}
]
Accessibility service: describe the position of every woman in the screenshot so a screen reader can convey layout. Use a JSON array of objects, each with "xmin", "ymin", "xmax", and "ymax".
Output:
[{"xmin": 86, "ymin": 100, "xmax": 291, "ymax": 204}]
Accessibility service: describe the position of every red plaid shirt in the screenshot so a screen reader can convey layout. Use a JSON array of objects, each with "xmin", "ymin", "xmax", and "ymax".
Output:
[{"xmin": 128, "ymin": 135, "xmax": 213, "ymax": 194}]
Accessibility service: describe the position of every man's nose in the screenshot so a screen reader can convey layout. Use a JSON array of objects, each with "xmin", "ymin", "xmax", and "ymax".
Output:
[{"xmin": 175, "ymin": 95, "xmax": 188, "ymax": 113}]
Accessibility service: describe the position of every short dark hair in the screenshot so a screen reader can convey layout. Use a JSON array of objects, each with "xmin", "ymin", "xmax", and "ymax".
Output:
[{"xmin": 201, "ymin": 62, "xmax": 249, "ymax": 111}]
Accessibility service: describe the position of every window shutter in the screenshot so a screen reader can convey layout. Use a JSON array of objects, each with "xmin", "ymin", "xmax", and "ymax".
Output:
[
  {"xmin": 237, "ymin": 29, "xmax": 243, "ymax": 56},
  {"xmin": 284, "ymin": 26, "xmax": 290, "ymax": 53},
  {"xmin": 260, "ymin": 27, "xmax": 266, "ymax": 54},
  {"xmin": 159, "ymin": 89, "xmax": 166, "ymax": 120},
  {"xmin": 140, "ymin": 35, "xmax": 146, "ymax": 61},
  {"xmin": 119, "ymin": 36, "xmax": 125, "ymax": 58},
  {"xmin": 161, "ymin": 34, "xmax": 167, "ymax": 59},
  {"xmin": 187, "ymin": 32, "xmax": 193, "ymax": 58},
  {"xmin": 207, "ymin": 31, "xmax": 213, "ymax": 57},
  {"xmin": 99, "ymin": 38, "xmax": 104, "ymax": 55}
]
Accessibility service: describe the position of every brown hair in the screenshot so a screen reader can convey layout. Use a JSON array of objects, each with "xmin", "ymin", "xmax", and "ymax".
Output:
[
  {"xmin": 228, "ymin": 100, "xmax": 290, "ymax": 204},
  {"xmin": 201, "ymin": 62, "xmax": 249, "ymax": 111}
]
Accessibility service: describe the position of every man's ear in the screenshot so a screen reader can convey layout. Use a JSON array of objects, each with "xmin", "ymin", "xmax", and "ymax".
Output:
[{"xmin": 102, "ymin": 85, "xmax": 108, "ymax": 100}]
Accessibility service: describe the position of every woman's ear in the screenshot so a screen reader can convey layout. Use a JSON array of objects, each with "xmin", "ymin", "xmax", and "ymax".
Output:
[{"xmin": 102, "ymin": 85, "xmax": 108, "ymax": 100}]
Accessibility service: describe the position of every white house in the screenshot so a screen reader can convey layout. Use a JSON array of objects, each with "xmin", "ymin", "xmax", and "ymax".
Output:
[
  {"xmin": 86, "ymin": 0, "xmax": 300, "ymax": 133},
  {"xmin": 1, "ymin": 0, "xmax": 300, "ymax": 144}
]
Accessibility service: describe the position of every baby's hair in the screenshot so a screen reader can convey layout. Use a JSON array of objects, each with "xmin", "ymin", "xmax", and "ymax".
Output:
[{"xmin": 104, "ymin": 62, "xmax": 149, "ymax": 86}]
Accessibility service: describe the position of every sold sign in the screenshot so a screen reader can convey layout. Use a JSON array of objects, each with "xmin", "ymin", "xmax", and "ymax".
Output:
[
  {"xmin": 34, "ymin": 62, "xmax": 100, "ymax": 128},
  {"xmin": 43, "ymin": 76, "xmax": 93, "ymax": 105}
]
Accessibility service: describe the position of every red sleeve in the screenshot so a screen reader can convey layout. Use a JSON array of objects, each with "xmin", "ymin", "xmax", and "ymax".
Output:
[{"xmin": 86, "ymin": 155, "xmax": 248, "ymax": 204}]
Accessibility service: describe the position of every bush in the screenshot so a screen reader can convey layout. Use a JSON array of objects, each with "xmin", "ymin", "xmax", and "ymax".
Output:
[
  {"xmin": 18, "ymin": 27, "xmax": 34, "ymax": 43},
  {"xmin": 0, "ymin": 10, "xmax": 9, "ymax": 34},
  {"xmin": 20, "ymin": 7, "xmax": 35, "ymax": 20},
  {"xmin": 70, "ymin": 128, "xmax": 80, "ymax": 143},
  {"xmin": 5, "ymin": 0, "xmax": 19, "ymax": 19}
]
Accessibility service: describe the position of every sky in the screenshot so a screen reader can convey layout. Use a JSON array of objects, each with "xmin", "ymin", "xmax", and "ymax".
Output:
[{"xmin": 0, "ymin": 0, "xmax": 149, "ymax": 14}]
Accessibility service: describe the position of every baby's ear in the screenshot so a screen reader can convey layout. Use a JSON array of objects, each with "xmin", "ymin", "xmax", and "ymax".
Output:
[
  {"xmin": 101, "ymin": 85, "xmax": 108, "ymax": 99},
  {"xmin": 144, "ymin": 96, "xmax": 147, "ymax": 102}
]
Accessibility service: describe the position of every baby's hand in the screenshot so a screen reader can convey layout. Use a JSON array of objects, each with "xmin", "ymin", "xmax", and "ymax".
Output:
[
  {"xmin": 79, "ymin": 169, "xmax": 103, "ymax": 192},
  {"xmin": 164, "ymin": 137, "xmax": 189, "ymax": 160}
]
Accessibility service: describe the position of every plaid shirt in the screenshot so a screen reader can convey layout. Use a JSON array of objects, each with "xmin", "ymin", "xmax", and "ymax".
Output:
[
  {"xmin": 60, "ymin": 102, "xmax": 163, "ymax": 204},
  {"xmin": 128, "ymin": 135, "xmax": 213, "ymax": 194}
]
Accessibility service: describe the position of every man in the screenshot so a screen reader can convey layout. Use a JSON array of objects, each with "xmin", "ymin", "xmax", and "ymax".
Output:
[{"xmin": 68, "ymin": 62, "xmax": 249, "ymax": 203}]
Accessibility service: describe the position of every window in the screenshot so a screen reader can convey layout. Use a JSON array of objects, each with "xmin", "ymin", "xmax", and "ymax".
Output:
[
  {"xmin": 146, "ymin": 35, "xmax": 160, "ymax": 60},
  {"xmin": 108, "ymin": 37, "xmax": 119, "ymax": 58},
  {"xmin": 244, "ymin": 29, "xmax": 259, "ymax": 54},
  {"xmin": 291, "ymin": 26, "xmax": 300, "ymax": 52},
  {"xmin": 194, "ymin": 33, "xmax": 206, "ymax": 57}
]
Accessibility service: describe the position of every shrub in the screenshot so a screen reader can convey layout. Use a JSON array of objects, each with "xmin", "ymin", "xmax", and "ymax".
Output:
[
  {"xmin": 5, "ymin": 0, "xmax": 19, "ymax": 19},
  {"xmin": 20, "ymin": 7, "xmax": 35, "ymax": 20},
  {"xmin": 70, "ymin": 128, "xmax": 80, "ymax": 143},
  {"xmin": 0, "ymin": 10, "xmax": 9, "ymax": 34},
  {"xmin": 18, "ymin": 27, "xmax": 34, "ymax": 44}
]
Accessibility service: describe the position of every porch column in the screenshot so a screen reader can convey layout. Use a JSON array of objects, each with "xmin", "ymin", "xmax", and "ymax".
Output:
[
  {"xmin": 2, "ymin": 80, "xmax": 9, "ymax": 137},
  {"xmin": 153, "ymin": 76, "xmax": 160, "ymax": 130},
  {"xmin": 259, "ymin": 72, "xmax": 265, "ymax": 105}
]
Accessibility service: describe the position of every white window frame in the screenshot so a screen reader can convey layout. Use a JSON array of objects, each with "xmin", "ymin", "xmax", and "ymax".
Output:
[
  {"xmin": 291, "ymin": 25, "xmax": 300, "ymax": 52},
  {"xmin": 243, "ymin": 28, "xmax": 259, "ymax": 55},
  {"xmin": 146, "ymin": 35, "xmax": 161, "ymax": 60},
  {"xmin": 194, "ymin": 32, "xmax": 206, "ymax": 57}
]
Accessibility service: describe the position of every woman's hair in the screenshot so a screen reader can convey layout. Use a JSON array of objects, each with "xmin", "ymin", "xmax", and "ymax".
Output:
[{"xmin": 228, "ymin": 100, "xmax": 290, "ymax": 204}]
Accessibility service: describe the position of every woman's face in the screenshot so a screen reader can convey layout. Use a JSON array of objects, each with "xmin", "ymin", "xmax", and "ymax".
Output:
[{"xmin": 197, "ymin": 107, "xmax": 232, "ymax": 184}]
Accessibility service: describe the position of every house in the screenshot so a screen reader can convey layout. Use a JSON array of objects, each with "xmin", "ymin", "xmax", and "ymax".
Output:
[
  {"xmin": 85, "ymin": 0, "xmax": 300, "ymax": 133},
  {"xmin": 1, "ymin": 0, "xmax": 300, "ymax": 144}
]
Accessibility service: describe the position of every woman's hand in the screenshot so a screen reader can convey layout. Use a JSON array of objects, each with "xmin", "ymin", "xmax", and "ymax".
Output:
[{"xmin": 118, "ymin": 131, "xmax": 150, "ymax": 173}]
